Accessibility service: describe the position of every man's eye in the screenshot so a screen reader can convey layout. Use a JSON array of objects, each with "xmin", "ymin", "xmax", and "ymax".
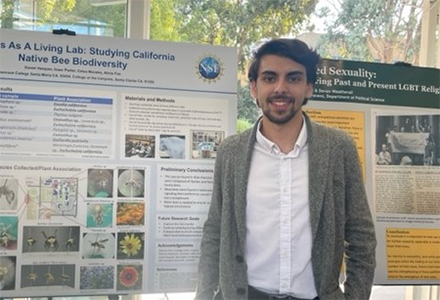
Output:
[
  {"xmin": 288, "ymin": 77, "xmax": 300, "ymax": 82},
  {"xmin": 263, "ymin": 76, "xmax": 275, "ymax": 82}
]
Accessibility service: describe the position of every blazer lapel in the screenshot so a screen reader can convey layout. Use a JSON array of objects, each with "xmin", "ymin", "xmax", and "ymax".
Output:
[
  {"xmin": 306, "ymin": 115, "xmax": 331, "ymax": 240},
  {"xmin": 234, "ymin": 124, "xmax": 258, "ymax": 249}
]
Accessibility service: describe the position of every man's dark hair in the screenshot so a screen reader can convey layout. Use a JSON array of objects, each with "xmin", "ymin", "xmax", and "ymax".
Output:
[{"xmin": 247, "ymin": 38, "xmax": 321, "ymax": 84}]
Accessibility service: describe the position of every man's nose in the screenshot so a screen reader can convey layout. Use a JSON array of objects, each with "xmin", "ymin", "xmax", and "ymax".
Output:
[{"xmin": 274, "ymin": 79, "xmax": 287, "ymax": 94}]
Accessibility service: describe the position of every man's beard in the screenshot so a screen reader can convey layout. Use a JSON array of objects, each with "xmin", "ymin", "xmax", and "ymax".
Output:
[{"xmin": 260, "ymin": 95, "xmax": 301, "ymax": 124}]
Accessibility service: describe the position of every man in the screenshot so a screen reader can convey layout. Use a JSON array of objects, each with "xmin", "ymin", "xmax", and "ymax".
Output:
[
  {"xmin": 195, "ymin": 38, "xmax": 376, "ymax": 300},
  {"xmin": 377, "ymin": 144, "xmax": 392, "ymax": 165}
]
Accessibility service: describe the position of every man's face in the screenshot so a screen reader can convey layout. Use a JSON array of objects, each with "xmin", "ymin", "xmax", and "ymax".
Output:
[{"xmin": 250, "ymin": 54, "xmax": 313, "ymax": 125}]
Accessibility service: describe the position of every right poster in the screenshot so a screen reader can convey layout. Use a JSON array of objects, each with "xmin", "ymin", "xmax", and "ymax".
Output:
[{"xmin": 305, "ymin": 59, "xmax": 440, "ymax": 285}]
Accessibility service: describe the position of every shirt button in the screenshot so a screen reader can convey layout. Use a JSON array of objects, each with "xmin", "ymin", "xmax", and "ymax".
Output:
[{"xmin": 235, "ymin": 255, "xmax": 244, "ymax": 263}]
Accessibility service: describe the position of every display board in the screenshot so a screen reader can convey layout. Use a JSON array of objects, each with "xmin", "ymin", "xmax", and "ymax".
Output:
[
  {"xmin": 1, "ymin": 28, "xmax": 439, "ymax": 297},
  {"xmin": 0, "ymin": 29, "xmax": 237, "ymax": 297},
  {"xmin": 306, "ymin": 59, "xmax": 440, "ymax": 285}
]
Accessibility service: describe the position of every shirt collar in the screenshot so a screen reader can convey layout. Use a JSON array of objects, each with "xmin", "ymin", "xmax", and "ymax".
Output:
[{"xmin": 255, "ymin": 116, "xmax": 308, "ymax": 155}]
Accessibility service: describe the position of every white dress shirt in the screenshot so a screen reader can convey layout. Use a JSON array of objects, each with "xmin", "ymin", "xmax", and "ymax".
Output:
[{"xmin": 245, "ymin": 118, "xmax": 318, "ymax": 299}]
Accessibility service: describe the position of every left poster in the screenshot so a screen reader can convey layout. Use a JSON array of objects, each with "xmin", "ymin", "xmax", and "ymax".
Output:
[{"xmin": 0, "ymin": 29, "xmax": 237, "ymax": 297}]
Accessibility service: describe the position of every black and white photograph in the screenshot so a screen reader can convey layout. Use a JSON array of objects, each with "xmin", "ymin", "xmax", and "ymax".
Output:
[{"xmin": 375, "ymin": 114, "xmax": 439, "ymax": 166}]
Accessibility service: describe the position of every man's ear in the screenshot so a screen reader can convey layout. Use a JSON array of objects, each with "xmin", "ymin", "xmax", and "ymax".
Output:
[
  {"xmin": 249, "ymin": 81, "xmax": 260, "ymax": 108},
  {"xmin": 305, "ymin": 83, "xmax": 313, "ymax": 99},
  {"xmin": 249, "ymin": 80, "xmax": 257, "ymax": 99}
]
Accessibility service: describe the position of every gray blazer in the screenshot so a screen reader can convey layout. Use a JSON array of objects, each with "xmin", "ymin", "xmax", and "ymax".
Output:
[{"xmin": 195, "ymin": 113, "xmax": 376, "ymax": 300}]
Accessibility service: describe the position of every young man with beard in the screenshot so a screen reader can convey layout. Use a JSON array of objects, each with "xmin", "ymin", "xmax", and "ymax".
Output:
[{"xmin": 195, "ymin": 38, "xmax": 376, "ymax": 300}]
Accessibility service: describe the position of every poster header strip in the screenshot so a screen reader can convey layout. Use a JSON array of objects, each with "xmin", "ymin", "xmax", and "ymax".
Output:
[
  {"xmin": 0, "ymin": 92, "xmax": 112, "ymax": 104},
  {"xmin": 0, "ymin": 77, "xmax": 238, "ymax": 95}
]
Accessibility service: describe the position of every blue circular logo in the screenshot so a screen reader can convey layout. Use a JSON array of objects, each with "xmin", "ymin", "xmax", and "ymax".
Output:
[{"xmin": 198, "ymin": 57, "xmax": 222, "ymax": 81}]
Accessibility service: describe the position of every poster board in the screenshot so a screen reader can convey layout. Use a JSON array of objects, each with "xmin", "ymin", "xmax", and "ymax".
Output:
[
  {"xmin": 0, "ymin": 29, "xmax": 237, "ymax": 297},
  {"xmin": 306, "ymin": 59, "xmax": 440, "ymax": 285}
]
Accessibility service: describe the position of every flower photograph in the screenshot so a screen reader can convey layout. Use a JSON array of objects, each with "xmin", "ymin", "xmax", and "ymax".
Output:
[
  {"xmin": 117, "ymin": 264, "xmax": 142, "ymax": 291},
  {"xmin": 116, "ymin": 202, "xmax": 145, "ymax": 226},
  {"xmin": 117, "ymin": 232, "xmax": 144, "ymax": 259}
]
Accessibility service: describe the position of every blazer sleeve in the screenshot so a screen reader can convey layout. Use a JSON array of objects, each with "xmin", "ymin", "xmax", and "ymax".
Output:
[
  {"xmin": 342, "ymin": 137, "xmax": 377, "ymax": 299},
  {"xmin": 194, "ymin": 144, "xmax": 225, "ymax": 300}
]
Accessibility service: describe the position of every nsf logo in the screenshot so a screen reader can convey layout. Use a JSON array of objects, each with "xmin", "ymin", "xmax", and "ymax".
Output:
[{"xmin": 197, "ymin": 55, "xmax": 224, "ymax": 83}]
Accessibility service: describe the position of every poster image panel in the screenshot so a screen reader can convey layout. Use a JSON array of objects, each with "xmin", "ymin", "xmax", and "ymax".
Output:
[
  {"xmin": 125, "ymin": 134, "xmax": 156, "ymax": 158},
  {"xmin": 373, "ymin": 112, "xmax": 440, "ymax": 216},
  {"xmin": 0, "ymin": 256, "xmax": 16, "ymax": 290},
  {"xmin": 20, "ymin": 264, "xmax": 75, "ymax": 289},
  {"xmin": 87, "ymin": 169, "xmax": 114, "ymax": 198},
  {"xmin": 0, "ymin": 179, "xmax": 19, "ymax": 211},
  {"xmin": 117, "ymin": 168, "xmax": 145, "ymax": 198},
  {"xmin": 82, "ymin": 232, "xmax": 116, "ymax": 259},
  {"xmin": 0, "ymin": 215, "xmax": 18, "ymax": 250},
  {"xmin": 372, "ymin": 109, "xmax": 440, "ymax": 285},
  {"xmin": 117, "ymin": 232, "xmax": 145, "ymax": 260},
  {"xmin": 159, "ymin": 135, "xmax": 186, "ymax": 159},
  {"xmin": 117, "ymin": 264, "xmax": 143, "ymax": 291},
  {"xmin": 191, "ymin": 130, "xmax": 224, "ymax": 159},
  {"xmin": 79, "ymin": 265, "xmax": 115, "ymax": 290},
  {"xmin": 40, "ymin": 177, "xmax": 78, "ymax": 217},
  {"xmin": 375, "ymin": 114, "xmax": 439, "ymax": 166},
  {"xmin": 86, "ymin": 202, "xmax": 113, "ymax": 228},
  {"xmin": 21, "ymin": 226, "xmax": 80, "ymax": 254},
  {"xmin": 116, "ymin": 202, "xmax": 145, "ymax": 226}
]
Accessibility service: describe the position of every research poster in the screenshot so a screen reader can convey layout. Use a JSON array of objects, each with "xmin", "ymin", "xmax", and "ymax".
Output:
[
  {"xmin": 305, "ymin": 59, "xmax": 440, "ymax": 285},
  {"xmin": 0, "ymin": 29, "xmax": 237, "ymax": 297}
]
